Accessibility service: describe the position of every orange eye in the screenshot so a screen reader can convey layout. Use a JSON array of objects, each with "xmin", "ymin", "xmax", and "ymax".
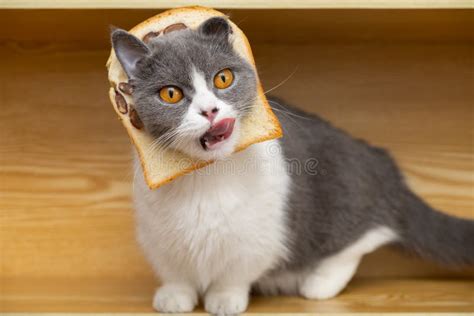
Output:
[
  {"xmin": 214, "ymin": 69, "xmax": 234, "ymax": 89},
  {"xmin": 159, "ymin": 86, "xmax": 183, "ymax": 104}
]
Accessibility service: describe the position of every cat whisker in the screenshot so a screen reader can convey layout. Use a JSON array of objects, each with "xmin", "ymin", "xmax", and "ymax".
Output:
[
  {"xmin": 145, "ymin": 129, "xmax": 180, "ymax": 157},
  {"xmin": 263, "ymin": 67, "xmax": 299, "ymax": 95}
]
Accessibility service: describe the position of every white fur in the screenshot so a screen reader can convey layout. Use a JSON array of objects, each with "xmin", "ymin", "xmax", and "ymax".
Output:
[
  {"xmin": 170, "ymin": 68, "xmax": 240, "ymax": 161},
  {"xmin": 133, "ymin": 139, "xmax": 290, "ymax": 315},
  {"xmin": 153, "ymin": 283, "xmax": 197, "ymax": 312},
  {"xmin": 301, "ymin": 226, "xmax": 397, "ymax": 299},
  {"xmin": 257, "ymin": 226, "xmax": 397, "ymax": 300},
  {"xmin": 255, "ymin": 269, "xmax": 305, "ymax": 296}
]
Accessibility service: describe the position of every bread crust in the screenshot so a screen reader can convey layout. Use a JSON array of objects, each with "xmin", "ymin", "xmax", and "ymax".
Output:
[{"xmin": 107, "ymin": 6, "xmax": 282, "ymax": 189}]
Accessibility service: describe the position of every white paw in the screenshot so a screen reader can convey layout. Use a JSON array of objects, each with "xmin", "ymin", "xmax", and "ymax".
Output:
[
  {"xmin": 205, "ymin": 289, "xmax": 249, "ymax": 316},
  {"xmin": 300, "ymin": 275, "xmax": 345, "ymax": 300},
  {"xmin": 152, "ymin": 284, "xmax": 197, "ymax": 313}
]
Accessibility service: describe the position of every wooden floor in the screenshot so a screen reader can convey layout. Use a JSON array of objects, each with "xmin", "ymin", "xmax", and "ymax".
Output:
[
  {"xmin": 2, "ymin": 277, "xmax": 473, "ymax": 313},
  {"xmin": 1, "ymin": 36, "xmax": 473, "ymax": 312}
]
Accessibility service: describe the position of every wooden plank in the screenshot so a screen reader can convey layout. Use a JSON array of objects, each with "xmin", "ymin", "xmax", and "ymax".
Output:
[
  {"xmin": 0, "ymin": 314, "xmax": 469, "ymax": 316},
  {"xmin": 0, "ymin": 0, "xmax": 472, "ymax": 9},
  {"xmin": 1, "ymin": 315, "xmax": 468, "ymax": 316},
  {"xmin": 1, "ymin": 10, "xmax": 473, "ymax": 46},
  {"xmin": 1, "ymin": 277, "xmax": 473, "ymax": 312},
  {"xmin": 2, "ymin": 315, "xmax": 465, "ymax": 316}
]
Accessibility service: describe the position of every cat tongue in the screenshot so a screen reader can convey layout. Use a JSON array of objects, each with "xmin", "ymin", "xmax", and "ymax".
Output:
[{"xmin": 201, "ymin": 118, "xmax": 235, "ymax": 149}]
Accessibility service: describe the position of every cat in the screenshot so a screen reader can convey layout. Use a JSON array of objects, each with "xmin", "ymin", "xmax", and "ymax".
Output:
[{"xmin": 111, "ymin": 17, "xmax": 474, "ymax": 316}]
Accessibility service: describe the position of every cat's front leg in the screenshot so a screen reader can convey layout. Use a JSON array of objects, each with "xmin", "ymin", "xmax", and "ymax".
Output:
[
  {"xmin": 203, "ymin": 265, "xmax": 253, "ymax": 316},
  {"xmin": 148, "ymin": 257, "xmax": 199, "ymax": 313},
  {"xmin": 204, "ymin": 281, "xmax": 250, "ymax": 316},
  {"xmin": 153, "ymin": 282, "xmax": 198, "ymax": 313},
  {"xmin": 203, "ymin": 249, "xmax": 280, "ymax": 315}
]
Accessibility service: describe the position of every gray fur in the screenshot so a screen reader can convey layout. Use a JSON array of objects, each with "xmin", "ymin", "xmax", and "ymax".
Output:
[
  {"xmin": 112, "ymin": 30, "xmax": 151, "ymax": 78},
  {"xmin": 269, "ymin": 97, "xmax": 474, "ymax": 270},
  {"xmin": 112, "ymin": 17, "xmax": 474, "ymax": 282}
]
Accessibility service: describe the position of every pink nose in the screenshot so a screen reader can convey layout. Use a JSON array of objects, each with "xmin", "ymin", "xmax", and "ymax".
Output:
[{"xmin": 200, "ymin": 107, "xmax": 219, "ymax": 122}]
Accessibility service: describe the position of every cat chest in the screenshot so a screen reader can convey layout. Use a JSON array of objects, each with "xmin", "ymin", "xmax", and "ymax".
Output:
[{"xmin": 145, "ymin": 176, "xmax": 288, "ymax": 261}]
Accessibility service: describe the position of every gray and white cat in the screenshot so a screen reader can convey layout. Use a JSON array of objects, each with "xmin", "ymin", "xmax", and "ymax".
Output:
[{"xmin": 111, "ymin": 17, "xmax": 474, "ymax": 316}]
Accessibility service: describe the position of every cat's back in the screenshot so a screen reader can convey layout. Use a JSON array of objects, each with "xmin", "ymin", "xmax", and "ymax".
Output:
[{"xmin": 268, "ymin": 96, "xmax": 402, "ymax": 183}]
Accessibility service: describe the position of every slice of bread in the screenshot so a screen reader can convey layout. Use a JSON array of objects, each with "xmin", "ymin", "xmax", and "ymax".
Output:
[{"xmin": 106, "ymin": 6, "xmax": 282, "ymax": 189}]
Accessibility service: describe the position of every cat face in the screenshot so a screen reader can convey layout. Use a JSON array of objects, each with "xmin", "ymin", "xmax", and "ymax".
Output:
[{"xmin": 111, "ymin": 17, "xmax": 257, "ymax": 161}]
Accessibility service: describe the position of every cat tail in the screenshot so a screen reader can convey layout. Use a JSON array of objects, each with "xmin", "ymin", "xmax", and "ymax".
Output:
[{"xmin": 396, "ymin": 190, "xmax": 474, "ymax": 266}]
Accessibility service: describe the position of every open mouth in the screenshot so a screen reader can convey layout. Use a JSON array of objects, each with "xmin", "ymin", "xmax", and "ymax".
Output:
[{"xmin": 200, "ymin": 118, "xmax": 235, "ymax": 150}]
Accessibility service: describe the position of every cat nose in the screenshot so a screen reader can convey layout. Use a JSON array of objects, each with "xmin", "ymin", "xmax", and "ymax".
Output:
[{"xmin": 200, "ymin": 107, "xmax": 219, "ymax": 122}]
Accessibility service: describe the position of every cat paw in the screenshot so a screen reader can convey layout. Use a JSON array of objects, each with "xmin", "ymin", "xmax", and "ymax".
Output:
[
  {"xmin": 152, "ymin": 284, "xmax": 197, "ymax": 313},
  {"xmin": 299, "ymin": 275, "xmax": 344, "ymax": 300},
  {"xmin": 205, "ymin": 289, "xmax": 249, "ymax": 316}
]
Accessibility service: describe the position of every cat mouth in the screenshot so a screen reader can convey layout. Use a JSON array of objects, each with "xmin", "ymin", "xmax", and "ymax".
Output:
[{"xmin": 200, "ymin": 118, "xmax": 235, "ymax": 150}]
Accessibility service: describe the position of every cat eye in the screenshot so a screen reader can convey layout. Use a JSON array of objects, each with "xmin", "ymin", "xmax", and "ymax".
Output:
[
  {"xmin": 159, "ymin": 86, "xmax": 183, "ymax": 104},
  {"xmin": 214, "ymin": 69, "xmax": 234, "ymax": 89}
]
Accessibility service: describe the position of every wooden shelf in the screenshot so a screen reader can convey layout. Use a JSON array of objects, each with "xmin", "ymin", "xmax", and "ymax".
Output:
[
  {"xmin": 1, "ymin": 40, "xmax": 473, "ymax": 312},
  {"xmin": 0, "ymin": 8, "xmax": 473, "ymax": 313},
  {"xmin": 2, "ymin": 277, "xmax": 473, "ymax": 312},
  {"xmin": 0, "ymin": 0, "xmax": 472, "ymax": 9}
]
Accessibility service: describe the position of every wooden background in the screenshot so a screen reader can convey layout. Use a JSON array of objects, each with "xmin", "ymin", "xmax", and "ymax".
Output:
[
  {"xmin": 0, "ymin": 9, "xmax": 473, "ymax": 312},
  {"xmin": 1, "ymin": 0, "xmax": 472, "ymax": 8}
]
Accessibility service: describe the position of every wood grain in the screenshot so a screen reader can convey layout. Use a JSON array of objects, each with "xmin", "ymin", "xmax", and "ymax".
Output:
[
  {"xmin": 1, "ymin": 277, "xmax": 473, "ymax": 312},
  {"xmin": 0, "ymin": 278, "xmax": 474, "ymax": 313},
  {"xmin": 0, "ymin": 0, "xmax": 472, "ymax": 9},
  {"xmin": 1, "ymin": 10, "xmax": 472, "ymax": 47},
  {"xmin": 0, "ymin": 10, "xmax": 473, "ymax": 311}
]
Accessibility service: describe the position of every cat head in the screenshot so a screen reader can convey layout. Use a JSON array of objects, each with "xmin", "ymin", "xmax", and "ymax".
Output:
[{"xmin": 111, "ymin": 17, "xmax": 257, "ymax": 161}]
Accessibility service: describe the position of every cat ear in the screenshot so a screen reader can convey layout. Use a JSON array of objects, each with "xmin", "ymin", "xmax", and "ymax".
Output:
[
  {"xmin": 111, "ymin": 29, "xmax": 151, "ymax": 78},
  {"xmin": 199, "ymin": 17, "xmax": 231, "ymax": 41}
]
